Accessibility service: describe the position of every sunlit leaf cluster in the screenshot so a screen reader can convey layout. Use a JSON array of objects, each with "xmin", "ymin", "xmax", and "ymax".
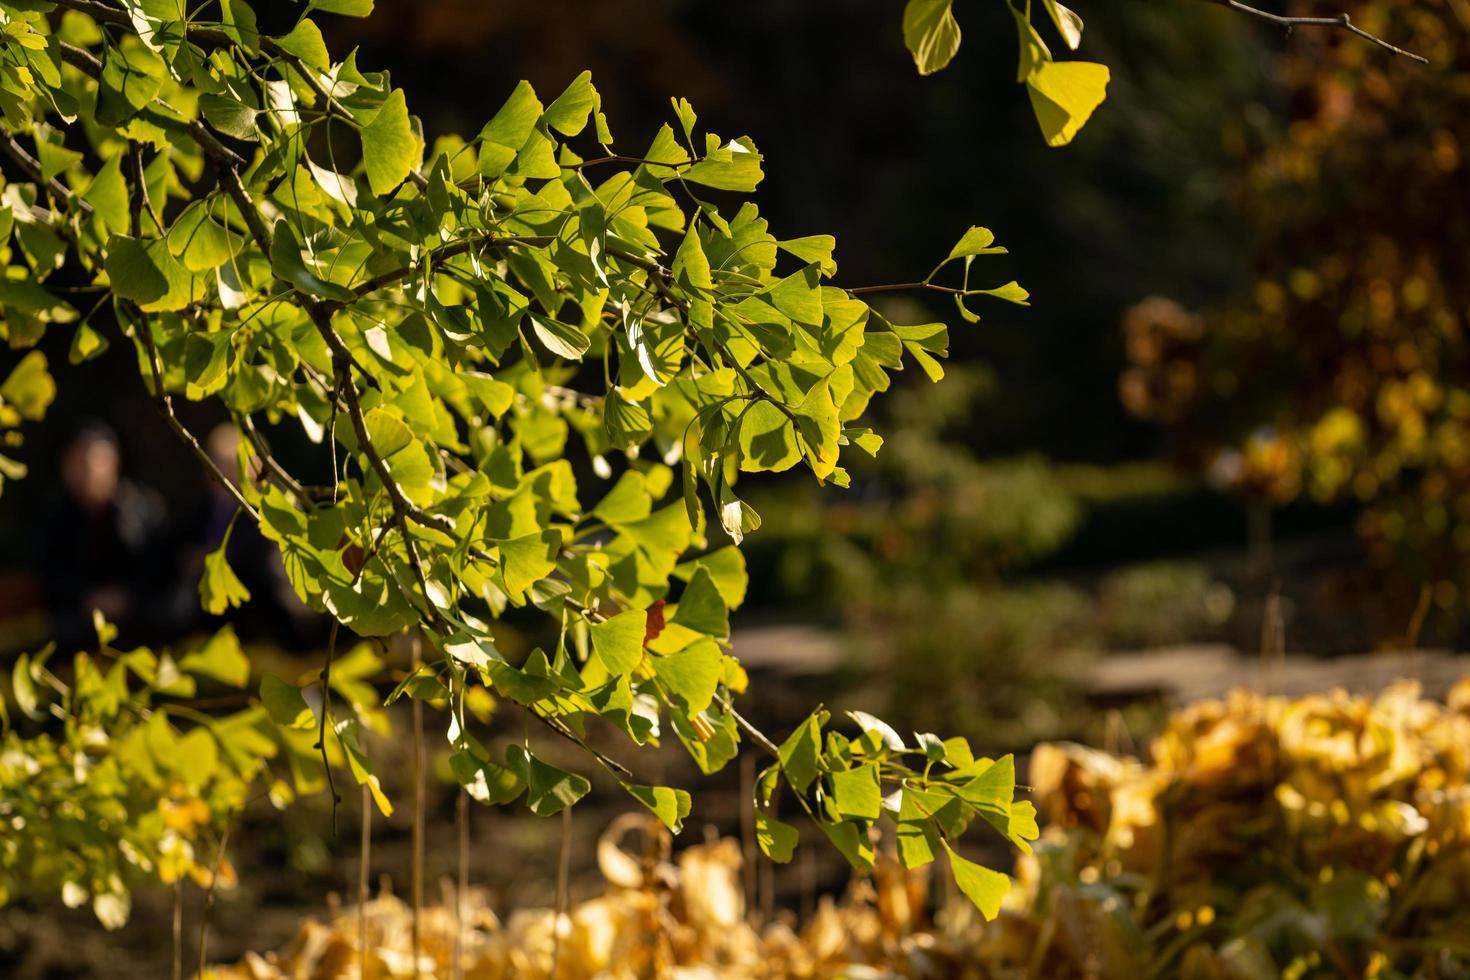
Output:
[
  {"xmin": 901, "ymin": 0, "xmax": 1109, "ymax": 146},
  {"xmin": 0, "ymin": 0, "xmax": 1035, "ymax": 920},
  {"xmin": 0, "ymin": 623, "xmax": 263, "ymax": 927}
]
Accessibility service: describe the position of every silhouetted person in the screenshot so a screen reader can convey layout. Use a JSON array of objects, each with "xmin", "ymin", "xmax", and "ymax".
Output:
[{"xmin": 38, "ymin": 423, "xmax": 169, "ymax": 650}]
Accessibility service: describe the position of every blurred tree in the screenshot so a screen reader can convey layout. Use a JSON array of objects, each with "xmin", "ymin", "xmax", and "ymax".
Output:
[{"xmin": 1122, "ymin": 0, "xmax": 1470, "ymax": 622}]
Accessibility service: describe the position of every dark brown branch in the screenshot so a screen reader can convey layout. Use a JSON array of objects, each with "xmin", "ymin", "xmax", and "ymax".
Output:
[
  {"xmin": 1196, "ymin": 0, "xmax": 1428, "ymax": 64},
  {"xmin": 716, "ymin": 693, "xmax": 782, "ymax": 759},
  {"xmin": 608, "ymin": 245, "xmax": 686, "ymax": 311},
  {"xmin": 326, "ymin": 345, "xmax": 455, "ymax": 540},
  {"xmin": 133, "ymin": 311, "xmax": 262, "ymax": 522},
  {"xmin": 59, "ymin": 41, "xmax": 249, "ymax": 168},
  {"xmin": 0, "ymin": 131, "xmax": 93, "ymax": 217},
  {"xmin": 216, "ymin": 164, "xmax": 275, "ymax": 257},
  {"xmin": 239, "ymin": 415, "xmax": 336, "ymax": 502},
  {"xmin": 336, "ymin": 234, "xmax": 554, "ymax": 306},
  {"xmin": 536, "ymin": 710, "xmax": 633, "ymax": 778},
  {"xmin": 123, "ymin": 143, "xmax": 261, "ymax": 523},
  {"xmin": 212, "ymin": 133, "xmax": 459, "ymax": 622}
]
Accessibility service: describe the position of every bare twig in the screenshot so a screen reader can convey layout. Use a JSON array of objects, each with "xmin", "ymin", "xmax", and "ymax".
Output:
[
  {"xmin": 455, "ymin": 788, "xmax": 469, "ymax": 980},
  {"xmin": 716, "ymin": 693, "xmax": 782, "ymax": 759},
  {"xmin": 316, "ymin": 621, "xmax": 343, "ymax": 835},
  {"xmin": 410, "ymin": 631, "xmax": 426, "ymax": 980},
  {"xmin": 551, "ymin": 806, "xmax": 572, "ymax": 980},
  {"xmin": 848, "ymin": 281, "xmax": 968, "ymax": 297},
  {"xmin": 134, "ymin": 313, "xmax": 262, "ymax": 521},
  {"xmin": 1195, "ymin": 0, "xmax": 1428, "ymax": 63},
  {"xmin": 359, "ymin": 782, "xmax": 372, "ymax": 980},
  {"xmin": 740, "ymin": 754, "xmax": 757, "ymax": 922},
  {"xmin": 238, "ymin": 415, "xmax": 334, "ymax": 502},
  {"xmin": 172, "ymin": 881, "xmax": 183, "ymax": 980},
  {"xmin": 197, "ymin": 821, "xmax": 232, "ymax": 979}
]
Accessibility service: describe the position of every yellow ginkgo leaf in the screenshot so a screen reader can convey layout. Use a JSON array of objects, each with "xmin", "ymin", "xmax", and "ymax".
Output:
[{"xmin": 1026, "ymin": 60, "xmax": 1111, "ymax": 147}]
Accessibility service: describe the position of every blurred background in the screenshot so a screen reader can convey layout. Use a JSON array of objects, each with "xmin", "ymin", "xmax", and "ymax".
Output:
[{"xmin": 3, "ymin": 0, "xmax": 1468, "ymax": 974}]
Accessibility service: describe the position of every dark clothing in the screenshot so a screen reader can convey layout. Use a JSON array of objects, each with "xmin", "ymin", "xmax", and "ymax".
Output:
[{"xmin": 37, "ymin": 482, "xmax": 170, "ymax": 651}]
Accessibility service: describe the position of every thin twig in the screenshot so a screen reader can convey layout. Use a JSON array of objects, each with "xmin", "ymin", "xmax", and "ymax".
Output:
[
  {"xmin": 122, "ymin": 139, "xmax": 261, "ymax": 525},
  {"xmin": 551, "ymin": 806, "xmax": 572, "ymax": 980},
  {"xmin": 1196, "ymin": 0, "xmax": 1428, "ymax": 63},
  {"xmin": 316, "ymin": 621, "xmax": 343, "ymax": 835},
  {"xmin": 0, "ymin": 130, "xmax": 93, "ymax": 217},
  {"xmin": 565, "ymin": 154, "xmax": 671, "ymax": 171},
  {"xmin": 411, "ymin": 631, "xmax": 426, "ymax": 980},
  {"xmin": 360, "ymin": 782, "xmax": 372, "ymax": 980},
  {"xmin": 131, "ymin": 140, "xmax": 165, "ymax": 235},
  {"xmin": 848, "ymin": 280, "xmax": 967, "ymax": 297},
  {"xmin": 455, "ymin": 788, "xmax": 469, "ymax": 980},
  {"xmin": 240, "ymin": 430, "xmax": 334, "ymax": 502},
  {"xmin": 716, "ymin": 693, "xmax": 781, "ymax": 759},
  {"xmin": 134, "ymin": 311, "xmax": 262, "ymax": 522},
  {"xmin": 172, "ymin": 880, "xmax": 183, "ymax": 980},
  {"xmin": 527, "ymin": 700, "xmax": 633, "ymax": 777},
  {"xmin": 740, "ymin": 753, "xmax": 757, "ymax": 922},
  {"xmin": 337, "ymin": 233, "xmax": 553, "ymax": 305},
  {"xmin": 197, "ymin": 821, "xmax": 232, "ymax": 979}
]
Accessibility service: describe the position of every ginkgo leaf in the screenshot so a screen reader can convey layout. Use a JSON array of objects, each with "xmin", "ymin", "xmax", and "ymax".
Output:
[
  {"xmin": 652, "ymin": 637, "xmax": 722, "ymax": 715},
  {"xmin": 1026, "ymin": 60, "xmax": 1110, "ymax": 147},
  {"xmin": 260, "ymin": 675, "xmax": 314, "ymax": 730},
  {"xmin": 359, "ymin": 89, "xmax": 422, "ymax": 194},
  {"xmin": 946, "ymin": 226, "xmax": 1007, "ymax": 262},
  {"xmin": 274, "ymin": 19, "xmax": 329, "ymax": 71},
  {"xmin": 945, "ymin": 842, "xmax": 1011, "ymax": 919},
  {"xmin": 1041, "ymin": 0, "xmax": 1085, "ymax": 50},
  {"xmin": 903, "ymin": 0, "xmax": 962, "ymax": 76},
  {"xmin": 757, "ymin": 813, "xmax": 799, "ymax": 862},
  {"xmin": 308, "ymin": 0, "xmax": 373, "ymax": 15},
  {"xmin": 669, "ymin": 566, "xmax": 729, "ymax": 638},
  {"xmin": 179, "ymin": 624, "xmax": 249, "ymax": 686},
  {"xmin": 543, "ymin": 70, "xmax": 597, "ymax": 137},
  {"xmin": 506, "ymin": 744, "xmax": 589, "ymax": 816},
  {"xmin": 622, "ymin": 783, "xmax": 691, "ymax": 833},
  {"xmin": 0, "ymin": 353, "xmax": 55, "ymax": 421},
  {"xmin": 589, "ymin": 609, "xmax": 647, "ymax": 676}
]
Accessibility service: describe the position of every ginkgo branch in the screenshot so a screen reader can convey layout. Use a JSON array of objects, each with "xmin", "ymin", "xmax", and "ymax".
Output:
[
  {"xmin": 37, "ymin": 26, "xmax": 461, "ymax": 634},
  {"xmin": 0, "ymin": 130, "xmax": 92, "ymax": 217},
  {"xmin": 133, "ymin": 311, "xmax": 262, "ymax": 523},
  {"xmin": 849, "ymin": 281, "xmax": 972, "ymax": 297}
]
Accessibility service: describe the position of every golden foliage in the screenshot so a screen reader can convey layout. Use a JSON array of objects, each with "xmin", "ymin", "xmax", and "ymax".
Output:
[
  {"xmin": 214, "ymin": 680, "xmax": 1470, "ymax": 979},
  {"xmin": 1001, "ymin": 680, "xmax": 1470, "ymax": 978},
  {"xmin": 210, "ymin": 813, "xmax": 966, "ymax": 979}
]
